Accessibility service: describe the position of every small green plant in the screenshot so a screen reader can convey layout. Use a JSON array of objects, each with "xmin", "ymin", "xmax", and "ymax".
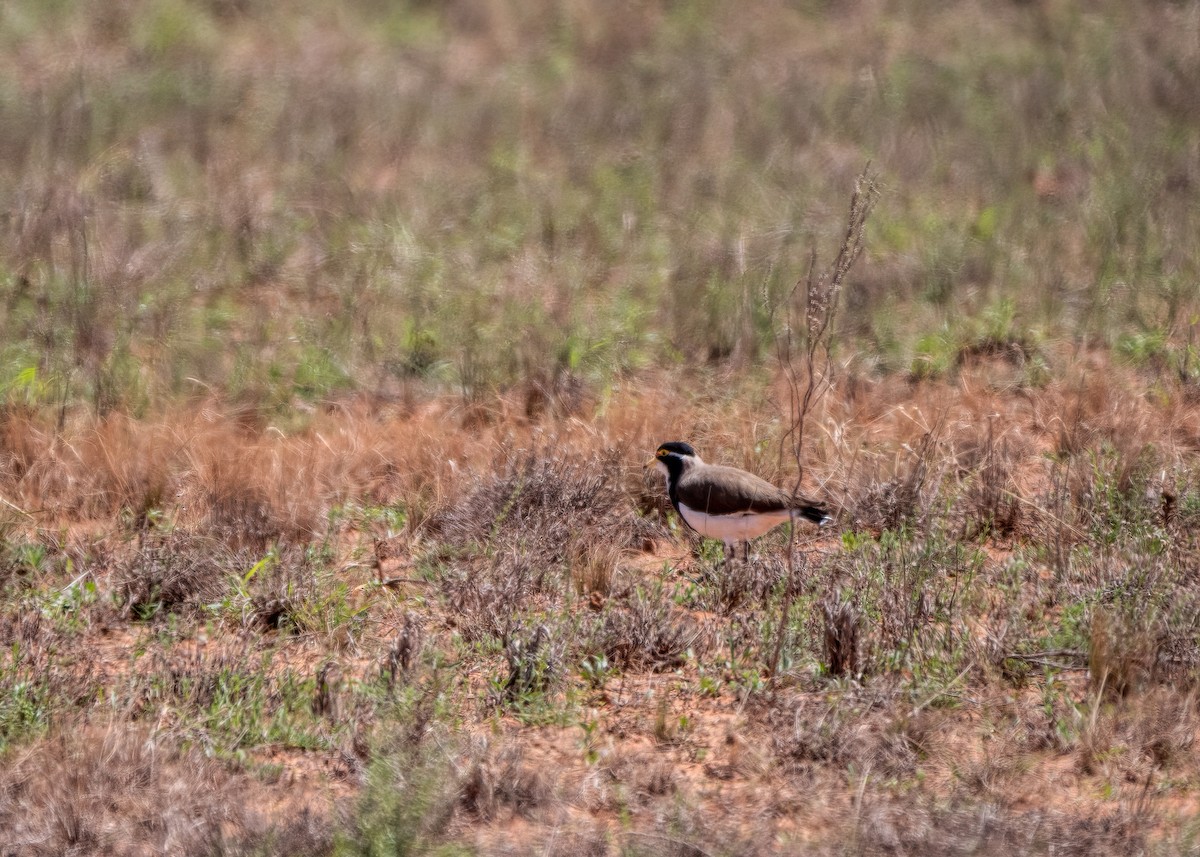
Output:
[
  {"xmin": 697, "ymin": 538, "xmax": 725, "ymax": 565},
  {"xmin": 175, "ymin": 662, "xmax": 332, "ymax": 755},
  {"xmin": 0, "ymin": 646, "xmax": 55, "ymax": 752},
  {"xmin": 209, "ymin": 547, "xmax": 280, "ymax": 623},
  {"xmin": 5, "ymin": 539, "xmax": 50, "ymax": 584},
  {"xmin": 290, "ymin": 579, "xmax": 370, "ymax": 640},
  {"xmin": 39, "ymin": 570, "xmax": 98, "ymax": 632},
  {"xmin": 1, "ymin": 365, "xmax": 50, "ymax": 406},
  {"xmin": 350, "ymin": 503, "xmax": 408, "ymax": 536},
  {"xmin": 715, "ymin": 627, "xmax": 769, "ymax": 696},
  {"xmin": 1041, "ymin": 674, "xmax": 1083, "ymax": 750},
  {"xmin": 578, "ymin": 714, "xmax": 601, "ymax": 765},
  {"xmin": 579, "ymin": 654, "xmax": 611, "ymax": 691},
  {"xmin": 335, "ymin": 687, "xmax": 467, "ymax": 857},
  {"xmin": 697, "ymin": 673, "xmax": 722, "ymax": 697},
  {"xmin": 910, "ymin": 327, "xmax": 957, "ymax": 380}
]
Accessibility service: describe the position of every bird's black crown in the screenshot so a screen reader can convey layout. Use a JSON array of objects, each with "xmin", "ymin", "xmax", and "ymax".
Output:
[{"xmin": 655, "ymin": 441, "xmax": 697, "ymax": 458}]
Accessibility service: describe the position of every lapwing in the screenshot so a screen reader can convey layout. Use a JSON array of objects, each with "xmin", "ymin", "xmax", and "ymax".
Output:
[{"xmin": 647, "ymin": 441, "xmax": 832, "ymax": 561}]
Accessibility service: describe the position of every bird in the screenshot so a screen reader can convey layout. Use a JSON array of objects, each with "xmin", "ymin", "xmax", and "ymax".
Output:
[{"xmin": 646, "ymin": 441, "xmax": 832, "ymax": 562}]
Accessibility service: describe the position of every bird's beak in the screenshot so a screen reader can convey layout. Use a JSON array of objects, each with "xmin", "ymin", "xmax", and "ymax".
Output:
[{"xmin": 644, "ymin": 457, "xmax": 657, "ymax": 469}]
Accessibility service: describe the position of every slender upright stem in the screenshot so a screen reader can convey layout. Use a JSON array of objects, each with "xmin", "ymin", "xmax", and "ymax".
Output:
[{"xmin": 767, "ymin": 165, "xmax": 878, "ymax": 681}]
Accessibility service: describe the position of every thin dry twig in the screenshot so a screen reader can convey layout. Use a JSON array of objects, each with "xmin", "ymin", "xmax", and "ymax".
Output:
[
  {"xmin": 622, "ymin": 830, "xmax": 719, "ymax": 857},
  {"xmin": 768, "ymin": 164, "xmax": 879, "ymax": 680},
  {"xmin": 1004, "ymin": 650, "xmax": 1089, "ymax": 671},
  {"xmin": 777, "ymin": 163, "xmax": 881, "ymax": 481}
]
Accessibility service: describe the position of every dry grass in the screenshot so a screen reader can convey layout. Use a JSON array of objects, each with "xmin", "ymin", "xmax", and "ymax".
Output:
[
  {"xmin": 0, "ymin": 726, "xmax": 333, "ymax": 856},
  {"xmin": 5, "ymin": 357, "xmax": 1197, "ymax": 853},
  {"xmin": 3, "ymin": 1, "xmax": 1200, "ymax": 852}
]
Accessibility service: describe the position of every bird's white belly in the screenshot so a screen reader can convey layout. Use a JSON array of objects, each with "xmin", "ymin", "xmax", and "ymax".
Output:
[{"xmin": 677, "ymin": 503, "xmax": 792, "ymax": 543}]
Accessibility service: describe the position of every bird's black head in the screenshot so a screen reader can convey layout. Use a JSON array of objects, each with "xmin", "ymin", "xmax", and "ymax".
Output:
[
  {"xmin": 656, "ymin": 441, "xmax": 696, "ymax": 458},
  {"xmin": 650, "ymin": 441, "xmax": 700, "ymax": 483}
]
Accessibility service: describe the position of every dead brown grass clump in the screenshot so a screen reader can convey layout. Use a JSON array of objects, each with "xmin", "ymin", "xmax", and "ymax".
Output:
[
  {"xmin": 116, "ymin": 530, "xmax": 246, "ymax": 619},
  {"xmin": 674, "ymin": 549, "xmax": 793, "ymax": 615},
  {"xmin": 957, "ymin": 420, "xmax": 1025, "ymax": 540},
  {"xmin": 1130, "ymin": 687, "xmax": 1197, "ymax": 770},
  {"xmin": 431, "ymin": 444, "xmax": 654, "ymax": 641},
  {"xmin": 822, "ymin": 597, "xmax": 861, "ymax": 678},
  {"xmin": 0, "ymin": 727, "xmax": 332, "ymax": 856},
  {"xmin": 1088, "ymin": 607, "xmax": 1161, "ymax": 698},
  {"xmin": 459, "ymin": 741, "xmax": 553, "ymax": 822},
  {"xmin": 430, "ymin": 444, "xmax": 644, "ymax": 557},
  {"xmin": 766, "ymin": 689, "xmax": 922, "ymax": 780},
  {"xmin": 0, "ymin": 402, "xmax": 438, "ymax": 546},
  {"xmin": 590, "ymin": 585, "xmax": 706, "ymax": 672},
  {"xmin": 0, "ymin": 403, "xmax": 47, "ymax": 485},
  {"xmin": 850, "ymin": 429, "xmax": 940, "ymax": 533},
  {"xmin": 851, "ymin": 800, "xmax": 1150, "ymax": 857}
]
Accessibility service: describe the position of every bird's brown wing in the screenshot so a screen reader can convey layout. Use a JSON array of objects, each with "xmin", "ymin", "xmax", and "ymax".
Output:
[
  {"xmin": 675, "ymin": 465, "xmax": 794, "ymax": 516},
  {"xmin": 676, "ymin": 465, "xmax": 829, "ymax": 522}
]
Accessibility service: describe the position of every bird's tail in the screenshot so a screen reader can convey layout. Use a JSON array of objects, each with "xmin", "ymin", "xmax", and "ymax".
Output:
[{"xmin": 793, "ymin": 504, "xmax": 834, "ymax": 527}]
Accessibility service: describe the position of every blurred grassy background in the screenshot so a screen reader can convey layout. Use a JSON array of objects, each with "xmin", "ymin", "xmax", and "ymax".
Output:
[{"xmin": 2, "ymin": 0, "xmax": 1197, "ymax": 414}]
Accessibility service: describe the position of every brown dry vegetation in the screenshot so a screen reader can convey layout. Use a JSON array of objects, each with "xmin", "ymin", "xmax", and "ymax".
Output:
[
  {"xmin": 3, "ymin": 356, "xmax": 1200, "ymax": 854},
  {"xmin": 4, "ymin": 0, "xmax": 1200, "ymax": 854}
]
